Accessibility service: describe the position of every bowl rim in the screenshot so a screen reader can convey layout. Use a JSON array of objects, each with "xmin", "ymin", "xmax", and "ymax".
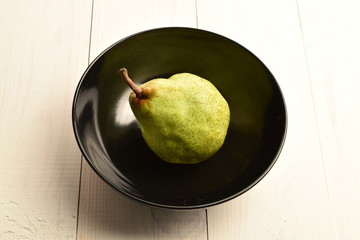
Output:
[{"xmin": 72, "ymin": 26, "xmax": 288, "ymax": 210}]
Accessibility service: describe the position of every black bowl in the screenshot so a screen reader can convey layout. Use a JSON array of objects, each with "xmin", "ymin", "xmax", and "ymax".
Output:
[{"xmin": 72, "ymin": 27, "xmax": 287, "ymax": 209}]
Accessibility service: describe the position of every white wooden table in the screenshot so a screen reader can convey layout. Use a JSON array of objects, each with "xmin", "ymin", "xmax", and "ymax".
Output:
[{"xmin": 1, "ymin": 0, "xmax": 359, "ymax": 239}]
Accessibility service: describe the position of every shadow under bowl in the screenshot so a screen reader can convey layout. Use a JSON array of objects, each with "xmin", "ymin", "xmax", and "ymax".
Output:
[{"xmin": 72, "ymin": 27, "xmax": 287, "ymax": 209}]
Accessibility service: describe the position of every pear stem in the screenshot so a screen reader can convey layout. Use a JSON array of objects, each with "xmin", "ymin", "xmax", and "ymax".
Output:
[{"xmin": 119, "ymin": 68, "xmax": 143, "ymax": 98}]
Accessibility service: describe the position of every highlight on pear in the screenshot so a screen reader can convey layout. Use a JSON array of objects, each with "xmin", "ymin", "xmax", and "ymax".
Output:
[{"xmin": 119, "ymin": 68, "xmax": 230, "ymax": 164}]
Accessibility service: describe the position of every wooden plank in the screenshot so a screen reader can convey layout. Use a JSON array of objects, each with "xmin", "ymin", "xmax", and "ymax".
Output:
[
  {"xmin": 77, "ymin": 162, "xmax": 207, "ymax": 240},
  {"xmin": 0, "ymin": 0, "xmax": 91, "ymax": 239},
  {"xmin": 197, "ymin": 0, "xmax": 337, "ymax": 239},
  {"xmin": 76, "ymin": 1, "xmax": 208, "ymax": 239},
  {"xmin": 88, "ymin": 0, "xmax": 198, "ymax": 62},
  {"xmin": 298, "ymin": 0, "xmax": 360, "ymax": 238}
]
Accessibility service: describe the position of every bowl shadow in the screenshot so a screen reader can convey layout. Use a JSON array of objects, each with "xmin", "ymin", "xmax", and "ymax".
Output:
[{"xmin": 77, "ymin": 163, "xmax": 207, "ymax": 238}]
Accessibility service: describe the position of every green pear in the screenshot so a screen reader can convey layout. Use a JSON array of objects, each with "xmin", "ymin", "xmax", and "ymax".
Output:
[{"xmin": 119, "ymin": 68, "xmax": 230, "ymax": 164}]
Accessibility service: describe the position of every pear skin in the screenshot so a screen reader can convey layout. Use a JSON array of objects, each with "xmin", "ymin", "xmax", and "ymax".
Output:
[{"xmin": 120, "ymin": 68, "xmax": 230, "ymax": 164}]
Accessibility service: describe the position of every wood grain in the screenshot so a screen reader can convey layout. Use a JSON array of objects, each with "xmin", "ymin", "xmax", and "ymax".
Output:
[
  {"xmin": 76, "ymin": 1, "xmax": 208, "ymax": 239},
  {"xmin": 88, "ymin": 0, "xmax": 198, "ymax": 62},
  {"xmin": 0, "ymin": 0, "xmax": 91, "ymax": 239},
  {"xmin": 197, "ymin": 0, "xmax": 337, "ymax": 239},
  {"xmin": 77, "ymin": 161, "xmax": 207, "ymax": 240},
  {"xmin": 298, "ymin": 0, "xmax": 360, "ymax": 238},
  {"xmin": 2, "ymin": 0, "xmax": 359, "ymax": 239}
]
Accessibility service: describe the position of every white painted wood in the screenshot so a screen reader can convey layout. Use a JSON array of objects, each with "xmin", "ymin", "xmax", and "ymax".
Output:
[
  {"xmin": 197, "ymin": 0, "xmax": 337, "ymax": 239},
  {"xmin": 89, "ymin": 0, "xmax": 198, "ymax": 62},
  {"xmin": 0, "ymin": 0, "xmax": 91, "ymax": 239},
  {"xmin": 298, "ymin": 0, "xmax": 360, "ymax": 239},
  {"xmin": 2, "ymin": 0, "xmax": 358, "ymax": 239},
  {"xmin": 77, "ymin": 161, "xmax": 207, "ymax": 240},
  {"xmin": 76, "ymin": 1, "xmax": 207, "ymax": 239}
]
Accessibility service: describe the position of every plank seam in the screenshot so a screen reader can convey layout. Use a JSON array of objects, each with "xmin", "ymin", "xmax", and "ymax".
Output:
[
  {"xmin": 195, "ymin": 0, "xmax": 199, "ymax": 28},
  {"xmin": 75, "ymin": 156, "xmax": 84, "ymax": 240},
  {"xmin": 76, "ymin": 0, "xmax": 95, "ymax": 239},
  {"xmin": 87, "ymin": 0, "xmax": 95, "ymax": 65},
  {"xmin": 205, "ymin": 209, "xmax": 209, "ymax": 240},
  {"xmin": 295, "ymin": 0, "xmax": 328, "ymax": 196},
  {"xmin": 295, "ymin": 0, "xmax": 339, "ymax": 239}
]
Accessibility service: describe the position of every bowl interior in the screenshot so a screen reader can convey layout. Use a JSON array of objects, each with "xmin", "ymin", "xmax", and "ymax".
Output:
[{"xmin": 73, "ymin": 28, "xmax": 286, "ymax": 209}]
